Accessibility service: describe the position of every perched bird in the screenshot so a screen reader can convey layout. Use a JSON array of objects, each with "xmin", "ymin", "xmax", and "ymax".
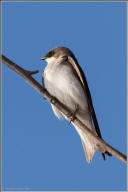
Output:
[{"xmin": 41, "ymin": 47, "xmax": 111, "ymax": 163}]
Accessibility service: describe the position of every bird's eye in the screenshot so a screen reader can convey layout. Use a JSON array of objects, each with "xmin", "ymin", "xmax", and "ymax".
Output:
[{"xmin": 47, "ymin": 51, "xmax": 54, "ymax": 57}]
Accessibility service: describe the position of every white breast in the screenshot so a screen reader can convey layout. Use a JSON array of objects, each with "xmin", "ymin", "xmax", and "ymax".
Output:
[{"xmin": 43, "ymin": 58, "xmax": 88, "ymax": 113}]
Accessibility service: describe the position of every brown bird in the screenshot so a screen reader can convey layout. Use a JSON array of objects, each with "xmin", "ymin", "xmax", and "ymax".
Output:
[{"xmin": 41, "ymin": 47, "xmax": 111, "ymax": 163}]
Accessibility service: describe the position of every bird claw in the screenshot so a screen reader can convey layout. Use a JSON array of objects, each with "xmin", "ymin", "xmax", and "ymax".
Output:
[
  {"xmin": 50, "ymin": 97, "xmax": 56, "ymax": 104},
  {"xmin": 69, "ymin": 104, "xmax": 79, "ymax": 123}
]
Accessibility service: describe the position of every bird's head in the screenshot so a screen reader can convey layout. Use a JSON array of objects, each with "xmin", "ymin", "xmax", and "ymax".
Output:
[{"xmin": 40, "ymin": 47, "xmax": 74, "ymax": 64}]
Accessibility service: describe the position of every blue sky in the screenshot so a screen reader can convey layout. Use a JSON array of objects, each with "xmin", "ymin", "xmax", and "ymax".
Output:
[{"xmin": 2, "ymin": 2, "xmax": 127, "ymax": 191}]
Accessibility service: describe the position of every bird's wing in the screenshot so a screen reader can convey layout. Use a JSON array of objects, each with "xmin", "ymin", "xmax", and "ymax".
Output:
[
  {"xmin": 69, "ymin": 55, "xmax": 112, "ymax": 158},
  {"xmin": 68, "ymin": 55, "xmax": 107, "ymax": 160},
  {"xmin": 68, "ymin": 55, "xmax": 103, "ymax": 140}
]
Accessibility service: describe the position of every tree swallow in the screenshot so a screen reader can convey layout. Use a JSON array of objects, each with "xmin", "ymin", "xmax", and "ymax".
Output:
[{"xmin": 41, "ymin": 47, "xmax": 111, "ymax": 163}]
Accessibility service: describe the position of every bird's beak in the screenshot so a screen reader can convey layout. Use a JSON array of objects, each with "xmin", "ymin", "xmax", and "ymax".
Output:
[{"xmin": 40, "ymin": 56, "xmax": 46, "ymax": 60}]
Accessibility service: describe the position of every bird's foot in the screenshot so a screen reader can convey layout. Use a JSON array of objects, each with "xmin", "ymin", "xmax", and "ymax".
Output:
[
  {"xmin": 50, "ymin": 96, "xmax": 56, "ymax": 104},
  {"xmin": 69, "ymin": 104, "xmax": 79, "ymax": 123}
]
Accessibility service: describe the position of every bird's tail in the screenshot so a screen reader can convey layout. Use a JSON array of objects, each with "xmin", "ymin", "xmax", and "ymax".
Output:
[
  {"xmin": 73, "ymin": 123, "xmax": 97, "ymax": 163},
  {"xmin": 73, "ymin": 123, "xmax": 112, "ymax": 162},
  {"xmin": 51, "ymin": 105, "xmax": 111, "ymax": 162}
]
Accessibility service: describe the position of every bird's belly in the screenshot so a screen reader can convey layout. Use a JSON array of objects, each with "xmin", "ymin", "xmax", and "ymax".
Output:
[{"xmin": 44, "ymin": 65, "xmax": 88, "ymax": 112}]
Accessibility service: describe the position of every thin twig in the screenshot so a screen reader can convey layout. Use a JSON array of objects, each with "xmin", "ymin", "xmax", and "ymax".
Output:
[{"xmin": 2, "ymin": 55, "xmax": 127, "ymax": 164}]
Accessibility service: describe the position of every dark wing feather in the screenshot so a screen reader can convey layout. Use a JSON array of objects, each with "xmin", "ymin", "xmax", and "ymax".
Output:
[
  {"xmin": 68, "ymin": 55, "xmax": 111, "ymax": 160},
  {"xmin": 68, "ymin": 56, "xmax": 102, "ymax": 136}
]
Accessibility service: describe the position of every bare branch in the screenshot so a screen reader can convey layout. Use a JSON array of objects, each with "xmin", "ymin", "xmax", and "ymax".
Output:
[{"xmin": 2, "ymin": 55, "xmax": 127, "ymax": 164}]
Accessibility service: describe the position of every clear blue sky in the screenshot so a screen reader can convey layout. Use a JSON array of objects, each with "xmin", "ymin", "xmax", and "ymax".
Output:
[{"xmin": 2, "ymin": 2, "xmax": 127, "ymax": 191}]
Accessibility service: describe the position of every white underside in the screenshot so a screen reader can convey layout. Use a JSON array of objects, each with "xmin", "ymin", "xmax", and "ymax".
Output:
[{"xmin": 43, "ymin": 57, "xmax": 97, "ymax": 163}]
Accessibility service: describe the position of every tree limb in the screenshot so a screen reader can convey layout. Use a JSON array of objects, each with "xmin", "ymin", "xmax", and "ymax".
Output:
[{"xmin": 2, "ymin": 55, "xmax": 127, "ymax": 164}]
